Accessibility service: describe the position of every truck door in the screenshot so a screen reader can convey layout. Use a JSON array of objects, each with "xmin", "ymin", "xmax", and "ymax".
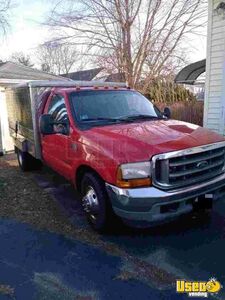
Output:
[{"xmin": 41, "ymin": 93, "xmax": 72, "ymax": 179}]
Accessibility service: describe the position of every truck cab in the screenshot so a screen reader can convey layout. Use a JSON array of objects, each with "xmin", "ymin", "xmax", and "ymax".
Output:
[{"xmin": 6, "ymin": 81, "xmax": 225, "ymax": 231}]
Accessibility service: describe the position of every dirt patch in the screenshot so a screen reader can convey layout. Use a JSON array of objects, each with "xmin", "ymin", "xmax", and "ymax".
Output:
[
  {"xmin": 0, "ymin": 154, "xmax": 76, "ymax": 236},
  {"xmin": 34, "ymin": 272, "xmax": 98, "ymax": 300},
  {"xmin": 116, "ymin": 257, "xmax": 176, "ymax": 289}
]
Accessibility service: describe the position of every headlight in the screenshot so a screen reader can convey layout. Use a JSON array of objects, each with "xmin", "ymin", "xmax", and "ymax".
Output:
[
  {"xmin": 120, "ymin": 162, "xmax": 151, "ymax": 179},
  {"xmin": 116, "ymin": 161, "xmax": 152, "ymax": 188}
]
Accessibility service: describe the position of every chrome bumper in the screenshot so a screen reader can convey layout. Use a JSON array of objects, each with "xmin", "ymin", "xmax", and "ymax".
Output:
[{"xmin": 105, "ymin": 172, "xmax": 225, "ymax": 222}]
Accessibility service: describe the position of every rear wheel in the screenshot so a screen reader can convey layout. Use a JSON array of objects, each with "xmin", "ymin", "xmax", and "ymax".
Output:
[
  {"xmin": 16, "ymin": 148, "xmax": 42, "ymax": 171},
  {"xmin": 81, "ymin": 172, "xmax": 118, "ymax": 232}
]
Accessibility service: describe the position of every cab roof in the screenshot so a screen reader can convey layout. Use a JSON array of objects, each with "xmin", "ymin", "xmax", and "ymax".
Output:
[
  {"xmin": 53, "ymin": 86, "xmax": 131, "ymax": 93},
  {"xmin": 13, "ymin": 80, "xmax": 127, "ymax": 89}
]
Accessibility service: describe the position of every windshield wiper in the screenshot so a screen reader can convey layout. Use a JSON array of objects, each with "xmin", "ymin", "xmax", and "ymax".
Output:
[
  {"xmin": 81, "ymin": 117, "xmax": 120, "ymax": 122},
  {"xmin": 118, "ymin": 114, "xmax": 162, "ymax": 121},
  {"xmin": 80, "ymin": 115, "xmax": 162, "ymax": 125}
]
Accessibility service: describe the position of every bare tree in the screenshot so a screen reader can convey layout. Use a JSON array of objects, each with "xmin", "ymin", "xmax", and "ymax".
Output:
[
  {"xmin": 0, "ymin": 0, "xmax": 11, "ymax": 36},
  {"xmin": 47, "ymin": 0, "xmax": 207, "ymax": 89},
  {"xmin": 11, "ymin": 52, "xmax": 34, "ymax": 67},
  {"xmin": 36, "ymin": 42, "xmax": 78, "ymax": 75}
]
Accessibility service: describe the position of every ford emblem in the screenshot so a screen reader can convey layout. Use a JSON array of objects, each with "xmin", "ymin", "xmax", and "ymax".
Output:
[{"xmin": 196, "ymin": 161, "xmax": 209, "ymax": 169}]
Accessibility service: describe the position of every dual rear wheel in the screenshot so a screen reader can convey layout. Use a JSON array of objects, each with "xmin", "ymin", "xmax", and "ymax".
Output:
[{"xmin": 16, "ymin": 148, "xmax": 42, "ymax": 172}]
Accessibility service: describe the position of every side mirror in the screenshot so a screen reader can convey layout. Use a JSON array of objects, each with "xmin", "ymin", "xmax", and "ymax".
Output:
[
  {"xmin": 39, "ymin": 114, "xmax": 55, "ymax": 135},
  {"xmin": 163, "ymin": 107, "xmax": 171, "ymax": 118}
]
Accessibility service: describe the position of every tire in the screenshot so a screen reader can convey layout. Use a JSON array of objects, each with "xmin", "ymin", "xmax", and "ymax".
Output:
[
  {"xmin": 81, "ymin": 172, "xmax": 117, "ymax": 232},
  {"xmin": 16, "ymin": 148, "xmax": 42, "ymax": 172}
]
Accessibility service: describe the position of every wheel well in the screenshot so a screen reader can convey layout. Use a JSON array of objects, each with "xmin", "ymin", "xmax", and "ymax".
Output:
[{"xmin": 75, "ymin": 165, "xmax": 102, "ymax": 192}]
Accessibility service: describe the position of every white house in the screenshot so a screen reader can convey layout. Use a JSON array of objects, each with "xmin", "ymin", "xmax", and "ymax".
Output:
[
  {"xmin": 204, "ymin": 0, "xmax": 225, "ymax": 134},
  {"xmin": 0, "ymin": 62, "xmax": 68, "ymax": 155},
  {"xmin": 175, "ymin": 1, "xmax": 225, "ymax": 135}
]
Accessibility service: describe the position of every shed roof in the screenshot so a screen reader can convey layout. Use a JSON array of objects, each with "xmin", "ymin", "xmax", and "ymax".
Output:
[
  {"xmin": 0, "ymin": 61, "xmax": 67, "ymax": 82},
  {"xmin": 175, "ymin": 59, "xmax": 206, "ymax": 84},
  {"xmin": 105, "ymin": 73, "xmax": 125, "ymax": 82},
  {"xmin": 61, "ymin": 68, "xmax": 103, "ymax": 81},
  {"xmin": 62, "ymin": 67, "xmax": 126, "ymax": 83}
]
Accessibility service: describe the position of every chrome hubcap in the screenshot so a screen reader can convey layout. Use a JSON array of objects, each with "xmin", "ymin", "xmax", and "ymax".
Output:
[{"xmin": 82, "ymin": 186, "xmax": 99, "ymax": 221}]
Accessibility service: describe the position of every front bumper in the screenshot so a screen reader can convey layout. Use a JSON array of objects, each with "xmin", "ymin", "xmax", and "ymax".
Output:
[{"xmin": 105, "ymin": 172, "xmax": 225, "ymax": 222}]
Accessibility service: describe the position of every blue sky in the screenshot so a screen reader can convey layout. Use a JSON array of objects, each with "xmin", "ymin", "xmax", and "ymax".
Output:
[
  {"xmin": 0, "ymin": 0, "xmax": 51, "ymax": 62},
  {"xmin": 0, "ymin": 0, "xmax": 207, "ymax": 70}
]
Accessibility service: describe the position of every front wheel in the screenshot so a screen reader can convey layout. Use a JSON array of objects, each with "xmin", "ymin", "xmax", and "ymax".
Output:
[{"xmin": 81, "ymin": 172, "xmax": 117, "ymax": 232}]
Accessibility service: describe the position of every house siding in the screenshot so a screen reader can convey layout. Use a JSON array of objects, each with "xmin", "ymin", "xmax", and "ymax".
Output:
[
  {"xmin": 0, "ymin": 88, "xmax": 14, "ymax": 153},
  {"xmin": 204, "ymin": 0, "xmax": 225, "ymax": 134}
]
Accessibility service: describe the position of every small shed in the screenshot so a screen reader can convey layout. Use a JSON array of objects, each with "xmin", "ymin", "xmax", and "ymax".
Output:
[{"xmin": 0, "ymin": 61, "xmax": 68, "ymax": 155}]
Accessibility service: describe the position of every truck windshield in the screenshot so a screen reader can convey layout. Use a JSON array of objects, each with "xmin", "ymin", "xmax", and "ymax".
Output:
[{"xmin": 69, "ymin": 90, "xmax": 163, "ymax": 127}]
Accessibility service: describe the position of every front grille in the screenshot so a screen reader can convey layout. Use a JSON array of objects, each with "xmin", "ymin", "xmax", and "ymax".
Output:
[{"xmin": 153, "ymin": 143, "xmax": 225, "ymax": 190}]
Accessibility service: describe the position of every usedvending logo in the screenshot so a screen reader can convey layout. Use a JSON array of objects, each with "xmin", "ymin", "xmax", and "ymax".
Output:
[{"xmin": 176, "ymin": 278, "xmax": 222, "ymax": 298}]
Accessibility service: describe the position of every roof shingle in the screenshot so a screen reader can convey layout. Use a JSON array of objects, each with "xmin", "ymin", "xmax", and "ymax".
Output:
[
  {"xmin": 61, "ymin": 68, "xmax": 103, "ymax": 81},
  {"xmin": 0, "ymin": 61, "xmax": 67, "ymax": 81}
]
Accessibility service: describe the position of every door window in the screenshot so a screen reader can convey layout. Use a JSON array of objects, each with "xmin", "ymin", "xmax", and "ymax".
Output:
[
  {"xmin": 47, "ymin": 94, "xmax": 69, "ymax": 134},
  {"xmin": 48, "ymin": 94, "xmax": 68, "ymax": 122}
]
